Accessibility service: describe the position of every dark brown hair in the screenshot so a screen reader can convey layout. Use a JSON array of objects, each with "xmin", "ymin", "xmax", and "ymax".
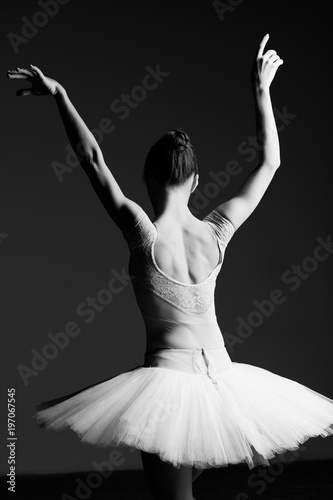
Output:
[{"xmin": 143, "ymin": 128, "xmax": 198, "ymax": 187}]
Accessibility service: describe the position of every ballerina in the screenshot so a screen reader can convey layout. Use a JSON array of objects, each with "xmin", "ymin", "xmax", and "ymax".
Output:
[{"xmin": 7, "ymin": 34, "xmax": 333, "ymax": 500}]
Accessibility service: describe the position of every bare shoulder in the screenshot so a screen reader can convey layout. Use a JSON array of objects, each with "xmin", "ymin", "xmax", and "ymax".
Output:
[
  {"xmin": 187, "ymin": 216, "xmax": 216, "ymax": 243},
  {"xmin": 155, "ymin": 215, "xmax": 213, "ymax": 244},
  {"xmin": 153, "ymin": 215, "xmax": 220, "ymax": 284}
]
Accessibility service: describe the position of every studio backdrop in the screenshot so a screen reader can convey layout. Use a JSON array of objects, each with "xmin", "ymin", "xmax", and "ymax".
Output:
[{"xmin": 1, "ymin": 0, "xmax": 332, "ymax": 475}]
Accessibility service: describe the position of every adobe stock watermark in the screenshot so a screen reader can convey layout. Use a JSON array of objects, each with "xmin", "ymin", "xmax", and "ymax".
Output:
[
  {"xmin": 190, "ymin": 106, "xmax": 296, "ymax": 216},
  {"xmin": 212, "ymin": 0, "xmax": 245, "ymax": 23},
  {"xmin": 236, "ymin": 445, "xmax": 307, "ymax": 499},
  {"xmin": 61, "ymin": 449, "xmax": 130, "ymax": 500},
  {"xmin": 7, "ymin": 0, "xmax": 71, "ymax": 55},
  {"xmin": 137, "ymin": 398, "xmax": 179, "ymax": 438},
  {"xmin": 224, "ymin": 233, "xmax": 333, "ymax": 354},
  {"xmin": 60, "ymin": 399, "xmax": 178, "ymax": 499},
  {"xmin": 52, "ymin": 64, "xmax": 170, "ymax": 183},
  {"xmin": 17, "ymin": 266, "xmax": 134, "ymax": 386}
]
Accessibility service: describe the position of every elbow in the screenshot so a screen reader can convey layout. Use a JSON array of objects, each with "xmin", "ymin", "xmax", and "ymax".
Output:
[
  {"xmin": 82, "ymin": 149, "xmax": 104, "ymax": 170},
  {"xmin": 84, "ymin": 149, "xmax": 99, "ymax": 166},
  {"xmin": 90, "ymin": 148, "xmax": 103, "ymax": 165}
]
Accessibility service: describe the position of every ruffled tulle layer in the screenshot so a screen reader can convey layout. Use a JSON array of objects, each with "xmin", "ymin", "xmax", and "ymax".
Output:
[{"xmin": 33, "ymin": 353, "xmax": 333, "ymax": 470}]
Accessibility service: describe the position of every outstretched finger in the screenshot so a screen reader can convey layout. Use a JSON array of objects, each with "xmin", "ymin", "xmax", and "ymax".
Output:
[
  {"xmin": 7, "ymin": 72, "xmax": 29, "ymax": 80},
  {"xmin": 29, "ymin": 64, "xmax": 44, "ymax": 77},
  {"xmin": 258, "ymin": 33, "xmax": 269, "ymax": 58},
  {"xmin": 15, "ymin": 68, "xmax": 34, "ymax": 76}
]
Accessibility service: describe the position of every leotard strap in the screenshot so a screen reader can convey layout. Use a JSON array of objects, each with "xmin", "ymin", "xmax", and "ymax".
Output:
[{"xmin": 203, "ymin": 209, "xmax": 235, "ymax": 248}]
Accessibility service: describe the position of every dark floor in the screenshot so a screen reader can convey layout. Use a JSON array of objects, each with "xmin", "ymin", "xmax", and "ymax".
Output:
[{"xmin": 4, "ymin": 460, "xmax": 333, "ymax": 500}]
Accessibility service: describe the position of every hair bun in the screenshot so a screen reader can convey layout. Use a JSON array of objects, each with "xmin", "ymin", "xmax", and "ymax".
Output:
[{"xmin": 173, "ymin": 129, "xmax": 190, "ymax": 147}]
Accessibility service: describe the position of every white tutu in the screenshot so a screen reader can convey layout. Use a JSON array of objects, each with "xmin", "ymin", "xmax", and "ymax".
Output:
[{"xmin": 33, "ymin": 346, "xmax": 333, "ymax": 470}]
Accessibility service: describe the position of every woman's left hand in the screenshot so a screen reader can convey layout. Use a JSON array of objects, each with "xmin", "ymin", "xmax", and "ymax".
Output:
[{"xmin": 6, "ymin": 64, "xmax": 60, "ymax": 97}]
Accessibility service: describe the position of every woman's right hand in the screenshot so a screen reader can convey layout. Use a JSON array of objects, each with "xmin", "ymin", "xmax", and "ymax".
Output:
[
  {"xmin": 251, "ymin": 34, "xmax": 284, "ymax": 91},
  {"xmin": 6, "ymin": 64, "xmax": 61, "ymax": 97}
]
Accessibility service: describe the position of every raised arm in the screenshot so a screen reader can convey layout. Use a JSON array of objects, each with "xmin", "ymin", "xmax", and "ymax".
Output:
[
  {"xmin": 214, "ymin": 34, "xmax": 284, "ymax": 231},
  {"xmin": 6, "ymin": 64, "xmax": 142, "ymax": 235}
]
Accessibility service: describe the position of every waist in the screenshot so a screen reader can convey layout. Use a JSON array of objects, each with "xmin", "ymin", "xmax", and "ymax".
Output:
[
  {"xmin": 143, "ymin": 312, "xmax": 224, "ymax": 350},
  {"xmin": 143, "ymin": 346, "xmax": 234, "ymax": 379},
  {"xmin": 132, "ymin": 276, "xmax": 224, "ymax": 349}
]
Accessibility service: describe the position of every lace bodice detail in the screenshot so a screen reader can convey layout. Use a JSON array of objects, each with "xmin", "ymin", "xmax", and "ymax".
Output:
[{"xmin": 123, "ymin": 208, "xmax": 234, "ymax": 316}]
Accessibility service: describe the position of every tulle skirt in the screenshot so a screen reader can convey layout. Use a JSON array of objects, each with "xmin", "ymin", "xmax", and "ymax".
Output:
[{"xmin": 33, "ymin": 346, "xmax": 333, "ymax": 470}]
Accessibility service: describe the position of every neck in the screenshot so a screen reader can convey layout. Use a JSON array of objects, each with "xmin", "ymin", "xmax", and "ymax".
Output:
[{"xmin": 151, "ymin": 189, "xmax": 192, "ymax": 222}]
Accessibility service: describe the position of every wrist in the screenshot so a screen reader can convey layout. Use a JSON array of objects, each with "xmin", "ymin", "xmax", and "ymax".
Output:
[
  {"xmin": 53, "ymin": 83, "xmax": 66, "ymax": 99},
  {"xmin": 255, "ymin": 84, "xmax": 270, "ymax": 97}
]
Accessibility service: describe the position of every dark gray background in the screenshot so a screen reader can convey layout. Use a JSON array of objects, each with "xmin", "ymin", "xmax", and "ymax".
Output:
[{"xmin": 1, "ymin": 0, "xmax": 332, "ymax": 474}]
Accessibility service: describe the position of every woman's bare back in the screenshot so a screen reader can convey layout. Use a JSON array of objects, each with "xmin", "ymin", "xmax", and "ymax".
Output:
[{"xmin": 152, "ymin": 216, "xmax": 220, "ymax": 286}]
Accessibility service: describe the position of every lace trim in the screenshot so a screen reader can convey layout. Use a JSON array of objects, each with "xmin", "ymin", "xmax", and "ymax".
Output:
[
  {"xmin": 124, "ymin": 209, "xmax": 225, "ymax": 315},
  {"xmin": 151, "ymin": 224, "xmax": 222, "ymax": 287}
]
